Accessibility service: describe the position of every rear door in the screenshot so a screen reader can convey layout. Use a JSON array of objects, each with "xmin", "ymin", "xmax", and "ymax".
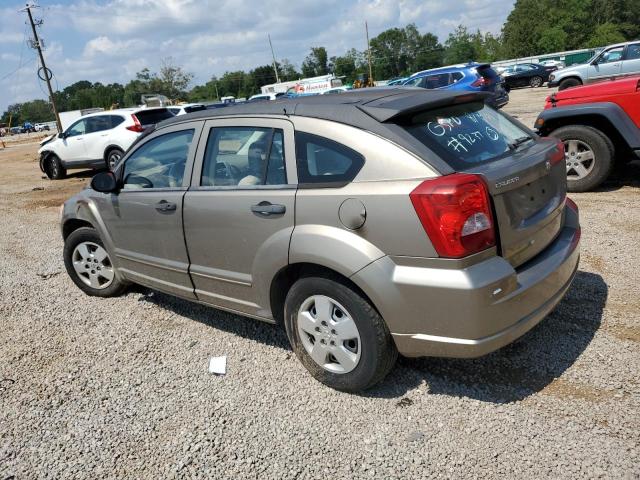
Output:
[
  {"xmin": 183, "ymin": 118, "xmax": 296, "ymax": 319},
  {"xmin": 101, "ymin": 121, "xmax": 202, "ymax": 297},
  {"xmin": 621, "ymin": 42, "xmax": 640, "ymax": 77},
  {"xmin": 402, "ymin": 100, "xmax": 566, "ymax": 267},
  {"xmin": 82, "ymin": 115, "xmax": 114, "ymax": 161}
]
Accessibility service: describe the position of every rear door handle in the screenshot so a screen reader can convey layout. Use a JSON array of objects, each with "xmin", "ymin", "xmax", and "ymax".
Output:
[
  {"xmin": 155, "ymin": 200, "xmax": 177, "ymax": 212},
  {"xmin": 251, "ymin": 202, "xmax": 286, "ymax": 216}
]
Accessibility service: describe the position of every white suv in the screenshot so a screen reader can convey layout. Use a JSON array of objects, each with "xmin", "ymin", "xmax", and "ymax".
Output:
[{"xmin": 38, "ymin": 107, "xmax": 174, "ymax": 179}]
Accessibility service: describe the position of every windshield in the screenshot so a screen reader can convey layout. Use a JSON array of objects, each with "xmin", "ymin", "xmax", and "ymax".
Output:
[{"xmin": 403, "ymin": 101, "xmax": 532, "ymax": 169}]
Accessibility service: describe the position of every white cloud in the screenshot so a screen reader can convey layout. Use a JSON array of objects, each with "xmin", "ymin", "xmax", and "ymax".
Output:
[{"xmin": 0, "ymin": 0, "xmax": 515, "ymax": 112}]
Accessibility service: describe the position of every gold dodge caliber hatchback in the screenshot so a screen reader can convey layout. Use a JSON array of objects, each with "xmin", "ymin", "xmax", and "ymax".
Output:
[{"xmin": 61, "ymin": 88, "xmax": 581, "ymax": 391}]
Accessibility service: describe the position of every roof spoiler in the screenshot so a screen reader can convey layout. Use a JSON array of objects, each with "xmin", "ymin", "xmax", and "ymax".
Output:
[{"xmin": 357, "ymin": 91, "xmax": 493, "ymax": 123}]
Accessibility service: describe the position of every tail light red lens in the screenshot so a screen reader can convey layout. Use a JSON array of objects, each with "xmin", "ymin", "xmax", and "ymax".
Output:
[
  {"xmin": 126, "ymin": 114, "xmax": 144, "ymax": 132},
  {"xmin": 471, "ymin": 76, "xmax": 488, "ymax": 87},
  {"xmin": 550, "ymin": 139, "xmax": 565, "ymax": 165},
  {"xmin": 410, "ymin": 173, "xmax": 496, "ymax": 258}
]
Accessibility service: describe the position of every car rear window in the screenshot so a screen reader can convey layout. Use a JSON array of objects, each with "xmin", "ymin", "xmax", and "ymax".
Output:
[
  {"xmin": 135, "ymin": 108, "xmax": 175, "ymax": 126},
  {"xmin": 402, "ymin": 101, "xmax": 532, "ymax": 169}
]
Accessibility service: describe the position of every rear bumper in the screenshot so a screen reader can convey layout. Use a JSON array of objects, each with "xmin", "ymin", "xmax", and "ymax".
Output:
[{"xmin": 352, "ymin": 203, "xmax": 580, "ymax": 358}]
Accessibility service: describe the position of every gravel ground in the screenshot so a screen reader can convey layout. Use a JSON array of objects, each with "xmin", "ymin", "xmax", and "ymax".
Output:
[{"xmin": 1, "ymin": 88, "xmax": 639, "ymax": 479}]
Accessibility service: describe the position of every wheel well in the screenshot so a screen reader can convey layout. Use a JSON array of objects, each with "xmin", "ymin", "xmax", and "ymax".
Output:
[
  {"xmin": 559, "ymin": 76, "xmax": 582, "ymax": 85},
  {"xmin": 542, "ymin": 114, "xmax": 631, "ymax": 158},
  {"xmin": 103, "ymin": 145, "xmax": 124, "ymax": 161},
  {"xmin": 269, "ymin": 263, "xmax": 377, "ymax": 326},
  {"xmin": 62, "ymin": 219, "xmax": 94, "ymax": 240}
]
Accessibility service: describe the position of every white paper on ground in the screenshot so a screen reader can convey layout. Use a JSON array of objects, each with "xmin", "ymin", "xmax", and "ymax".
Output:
[{"xmin": 208, "ymin": 356, "xmax": 227, "ymax": 375}]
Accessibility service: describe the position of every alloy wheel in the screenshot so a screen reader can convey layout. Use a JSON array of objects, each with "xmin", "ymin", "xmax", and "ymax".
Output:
[
  {"xmin": 71, "ymin": 241, "xmax": 115, "ymax": 289},
  {"xmin": 296, "ymin": 295, "xmax": 361, "ymax": 374},
  {"xmin": 564, "ymin": 139, "xmax": 595, "ymax": 180},
  {"xmin": 108, "ymin": 151, "xmax": 122, "ymax": 170}
]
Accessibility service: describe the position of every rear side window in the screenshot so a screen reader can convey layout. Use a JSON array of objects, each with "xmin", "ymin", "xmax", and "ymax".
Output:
[
  {"xmin": 109, "ymin": 115, "xmax": 125, "ymax": 128},
  {"xmin": 626, "ymin": 43, "xmax": 640, "ymax": 60},
  {"xmin": 295, "ymin": 132, "xmax": 364, "ymax": 185},
  {"xmin": 135, "ymin": 108, "xmax": 175, "ymax": 126},
  {"xmin": 402, "ymin": 101, "xmax": 531, "ymax": 169}
]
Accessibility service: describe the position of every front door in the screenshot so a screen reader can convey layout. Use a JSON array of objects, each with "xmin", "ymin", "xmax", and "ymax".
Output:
[
  {"xmin": 61, "ymin": 118, "xmax": 88, "ymax": 162},
  {"xmin": 100, "ymin": 122, "xmax": 202, "ymax": 298},
  {"xmin": 587, "ymin": 46, "xmax": 624, "ymax": 82},
  {"xmin": 183, "ymin": 118, "xmax": 297, "ymax": 319}
]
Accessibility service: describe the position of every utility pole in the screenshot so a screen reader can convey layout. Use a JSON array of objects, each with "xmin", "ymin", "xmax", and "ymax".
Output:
[
  {"xmin": 365, "ymin": 21, "xmax": 374, "ymax": 87},
  {"xmin": 22, "ymin": 3, "xmax": 62, "ymax": 132},
  {"xmin": 268, "ymin": 34, "xmax": 281, "ymax": 83}
]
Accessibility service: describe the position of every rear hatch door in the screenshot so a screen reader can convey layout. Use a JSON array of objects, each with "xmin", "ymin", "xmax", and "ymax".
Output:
[{"xmin": 400, "ymin": 99, "xmax": 566, "ymax": 267}]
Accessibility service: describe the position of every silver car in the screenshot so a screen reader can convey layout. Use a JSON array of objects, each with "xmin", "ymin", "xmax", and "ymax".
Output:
[
  {"xmin": 61, "ymin": 89, "xmax": 581, "ymax": 391},
  {"xmin": 549, "ymin": 40, "xmax": 640, "ymax": 90}
]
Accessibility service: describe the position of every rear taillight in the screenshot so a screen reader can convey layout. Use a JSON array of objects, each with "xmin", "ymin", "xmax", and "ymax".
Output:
[
  {"xmin": 636, "ymin": 79, "xmax": 640, "ymax": 91},
  {"xmin": 471, "ymin": 76, "xmax": 488, "ymax": 87},
  {"xmin": 410, "ymin": 173, "xmax": 496, "ymax": 258},
  {"xmin": 550, "ymin": 139, "xmax": 565, "ymax": 165},
  {"xmin": 126, "ymin": 114, "xmax": 144, "ymax": 132}
]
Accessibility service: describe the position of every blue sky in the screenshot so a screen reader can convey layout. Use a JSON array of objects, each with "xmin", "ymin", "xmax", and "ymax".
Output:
[{"xmin": 0, "ymin": 0, "xmax": 515, "ymax": 113}]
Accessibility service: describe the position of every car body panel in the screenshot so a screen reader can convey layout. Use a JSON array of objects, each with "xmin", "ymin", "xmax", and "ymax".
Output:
[{"xmin": 500, "ymin": 63, "xmax": 556, "ymax": 88}]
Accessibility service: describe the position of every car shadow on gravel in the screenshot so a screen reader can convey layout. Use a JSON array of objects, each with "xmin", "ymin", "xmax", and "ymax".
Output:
[
  {"xmin": 594, "ymin": 160, "xmax": 640, "ymax": 192},
  {"xmin": 363, "ymin": 270, "xmax": 607, "ymax": 403},
  {"xmin": 134, "ymin": 287, "xmax": 291, "ymax": 351}
]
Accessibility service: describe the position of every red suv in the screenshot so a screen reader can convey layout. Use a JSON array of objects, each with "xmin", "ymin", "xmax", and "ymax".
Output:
[{"xmin": 535, "ymin": 76, "xmax": 640, "ymax": 191}]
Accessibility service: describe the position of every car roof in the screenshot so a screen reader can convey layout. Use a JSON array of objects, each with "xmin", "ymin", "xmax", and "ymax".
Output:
[
  {"xmin": 160, "ymin": 87, "xmax": 489, "ymax": 125},
  {"xmin": 409, "ymin": 63, "xmax": 486, "ymax": 78},
  {"xmin": 79, "ymin": 106, "xmax": 170, "ymax": 118},
  {"xmin": 154, "ymin": 86, "xmax": 489, "ymax": 179}
]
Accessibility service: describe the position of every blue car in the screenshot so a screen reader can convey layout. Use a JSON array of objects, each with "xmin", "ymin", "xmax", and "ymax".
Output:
[{"xmin": 402, "ymin": 63, "xmax": 509, "ymax": 108}]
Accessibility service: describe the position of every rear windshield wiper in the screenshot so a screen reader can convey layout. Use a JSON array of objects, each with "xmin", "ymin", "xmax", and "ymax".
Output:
[{"xmin": 508, "ymin": 136, "xmax": 533, "ymax": 151}]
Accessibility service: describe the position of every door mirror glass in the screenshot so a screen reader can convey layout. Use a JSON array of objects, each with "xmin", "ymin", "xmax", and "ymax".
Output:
[{"xmin": 91, "ymin": 171, "xmax": 118, "ymax": 193}]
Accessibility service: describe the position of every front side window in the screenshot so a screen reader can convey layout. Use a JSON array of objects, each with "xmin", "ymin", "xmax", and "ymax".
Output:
[
  {"xmin": 402, "ymin": 101, "xmax": 531, "ymax": 169},
  {"xmin": 201, "ymin": 127, "xmax": 286, "ymax": 187},
  {"xmin": 295, "ymin": 132, "xmax": 364, "ymax": 185},
  {"xmin": 66, "ymin": 119, "xmax": 86, "ymax": 137},
  {"xmin": 123, "ymin": 129, "xmax": 194, "ymax": 190},
  {"xmin": 599, "ymin": 47, "xmax": 624, "ymax": 64},
  {"xmin": 404, "ymin": 76, "xmax": 424, "ymax": 87}
]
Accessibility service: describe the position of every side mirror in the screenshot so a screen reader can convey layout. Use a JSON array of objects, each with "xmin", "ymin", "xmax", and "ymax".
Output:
[
  {"xmin": 58, "ymin": 132, "xmax": 67, "ymax": 139},
  {"xmin": 91, "ymin": 171, "xmax": 118, "ymax": 193}
]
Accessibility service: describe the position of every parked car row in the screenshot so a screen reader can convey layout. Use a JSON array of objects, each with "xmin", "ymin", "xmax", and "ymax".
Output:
[{"xmin": 60, "ymin": 87, "xmax": 581, "ymax": 391}]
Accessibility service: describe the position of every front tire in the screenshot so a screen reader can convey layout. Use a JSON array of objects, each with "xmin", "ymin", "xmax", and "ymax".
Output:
[
  {"xmin": 284, "ymin": 276, "xmax": 397, "ymax": 392},
  {"xmin": 45, "ymin": 154, "xmax": 66, "ymax": 180},
  {"xmin": 558, "ymin": 78, "xmax": 582, "ymax": 91},
  {"xmin": 63, "ymin": 227, "xmax": 128, "ymax": 297},
  {"xmin": 549, "ymin": 125, "xmax": 614, "ymax": 192},
  {"xmin": 106, "ymin": 148, "xmax": 124, "ymax": 170}
]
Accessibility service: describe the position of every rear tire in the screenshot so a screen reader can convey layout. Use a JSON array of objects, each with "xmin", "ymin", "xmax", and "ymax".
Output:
[
  {"xmin": 45, "ymin": 154, "xmax": 66, "ymax": 180},
  {"xmin": 549, "ymin": 125, "xmax": 613, "ymax": 192},
  {"xmin": 558, "ymin": 78, "xmax": 582, "ymax": 91},
  {"xmin": 106, "ymin": 148, "xmax": 124, "ymax": 170},
  {"xmin": 529, "ymin": 76, "xmax": 543, "ymax": 88},
  {"xmin": 284, "ymin": 276, "xmax": 397, "ymax": 392},
  {"xmin": 63, "ymin": 227, "xmax": 129, "ymax": 297}
]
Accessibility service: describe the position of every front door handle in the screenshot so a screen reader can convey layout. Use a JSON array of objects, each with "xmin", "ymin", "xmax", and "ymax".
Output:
[
  {"xmin": 251, "ymin": 201, "xmax": 286, "ymax": 216},
  {"xmin": 155, "ymin": 200, "xmax": 177, "ymax": 212}
]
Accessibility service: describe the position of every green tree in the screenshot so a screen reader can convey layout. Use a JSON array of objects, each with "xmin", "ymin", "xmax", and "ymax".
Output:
[
  {"xmin": 587, "ymin": 23, "xmax": 627, "ymax": 48},
  {"xmin": 329, "ymin": 49, "xmax": 366, "ymax": 83},
  {"xmin": 301, "ymin": 47, "xmax": 329, "ymax": 77},
  {"xmin": 444, "ymin": 25, "xmax": 476, "ymax": 64}
]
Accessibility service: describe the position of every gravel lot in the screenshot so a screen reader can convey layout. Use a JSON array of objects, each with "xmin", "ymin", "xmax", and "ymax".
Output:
[{"xmin": 1, "ymin": 88, "xmax": 639, "ymax": 479}]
